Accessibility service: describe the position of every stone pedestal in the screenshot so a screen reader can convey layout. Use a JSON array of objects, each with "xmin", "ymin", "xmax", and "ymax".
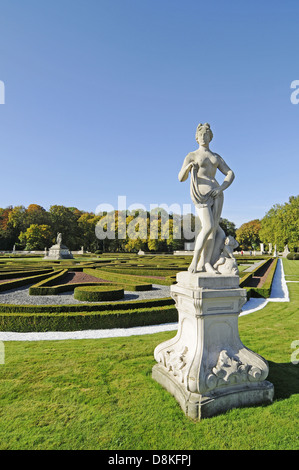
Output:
[
  {"xmin": 152, "ymin": 272, "xmax": 274, "ymax": 420},
  {"xmin": 44, "ymin": 243, "xmax": 73, "ymax": 260}
]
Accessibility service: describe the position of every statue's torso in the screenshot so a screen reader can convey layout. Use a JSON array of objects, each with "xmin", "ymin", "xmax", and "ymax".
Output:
[{"xmin": 189, "ymin": 148, "xmax": 220, "ymax": 194}]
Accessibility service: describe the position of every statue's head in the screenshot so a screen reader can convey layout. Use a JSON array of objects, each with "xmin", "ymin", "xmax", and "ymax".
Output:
[
  {"xmin": 195, "ymin": 123, "xmax": 213, "ymax": 146},
  {"xmin": 225, "ymin": 236, "xmax": 239, "ymax": 249}
]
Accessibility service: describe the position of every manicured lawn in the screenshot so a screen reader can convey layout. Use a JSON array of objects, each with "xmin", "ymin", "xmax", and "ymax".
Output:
[
  {"xmin": 283, "ymin": 259, "xmax": 299, "ymax": 281},
  {"xmin": 0, "ymin": 259, "xmax": 298, "ymax": 450}
]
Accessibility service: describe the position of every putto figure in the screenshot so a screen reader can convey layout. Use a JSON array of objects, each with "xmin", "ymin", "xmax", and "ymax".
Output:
[
  {"xmin": 213, "ymin": 235, "xmax": 239, "ymax": 275},
  {"xmin": 178, "ymin": 123, "xmax": 235, "ymax": 274}
]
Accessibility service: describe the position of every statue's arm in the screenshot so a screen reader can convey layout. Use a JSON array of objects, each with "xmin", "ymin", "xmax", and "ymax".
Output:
[
  {"xmin": 211, "ymin": 154, "xmax": 235, "ymax": 197},
  {"xmin": 178, "ymin": 154, "xmax": 194, "ymax": 182},
  {"xmin": 224, "ymin": 246, "xmax": 235, "ymax": 259}
]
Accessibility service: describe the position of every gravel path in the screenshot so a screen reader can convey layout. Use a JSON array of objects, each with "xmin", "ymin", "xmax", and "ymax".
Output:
[{"xmin": 0, "ymin": 283, "xmax": 171, "ymax": 305}]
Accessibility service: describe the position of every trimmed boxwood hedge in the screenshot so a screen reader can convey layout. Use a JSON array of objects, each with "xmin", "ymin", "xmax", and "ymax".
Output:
[
  {"xmin": 0, "ymin": 270, "xmax": 56, "ymax": 292},
  {"xmin": 246, "ymin": 258, "xmax": 278, "ymax": 298},
  {"xmin": 0, "ymin": 268, "xmax": 53, "ymax": 280},
  {"xmin": 287, "ymin": 252, "xmax": 299, "ymax": 260},
  {"xmin": 0, "ymin": 296, "xmax": 174, "ymax": 313},
  {"xmin": 27, "ymin": 267, "xmax": 154, "ymax": 296},
  {"xmin": 94, "ymin": 267, "xmax": 176, "ymax": 286},
  {"xmin": 28, "ymin": 269, "xmax": 69, "ymax": 295},
  {"xmin": 74, "ymin": 285, "xmax": 124, "ymax": 302},
  {"xmin": 0, "ymin": 305, "xmax": 178, "ymax": 332},
  {"xmin": 83, "ymin": 268, "xmax": 153, "ymax": 291},
  {"xmin": 2, "ymin": 254, "xmax": 278, "ymax": 332},
  {"xmin": 28, "ymin": 281, "xmax": 109, "ymax": 296},
  {"xmin": 239, "ymin": 259, "xmax": 272, "ymax": 288},
  {"xmin": 240, "ymin": 258, "xmax": 278, "ymax": 299}
]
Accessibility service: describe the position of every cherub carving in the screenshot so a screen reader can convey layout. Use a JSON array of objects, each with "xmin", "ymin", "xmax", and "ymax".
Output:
[{"xmin": 213, "ymin": 235, "xmax": 239, "ymax": 275}]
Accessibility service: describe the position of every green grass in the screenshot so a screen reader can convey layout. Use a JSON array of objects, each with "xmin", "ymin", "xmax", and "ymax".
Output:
[
  {"xmin": 0, "ymin": 259, "xmax": 298, "ymax": 450},
  {"xmin": 283, "ymin": 258, "xmax": 299, "ymax": 281}
]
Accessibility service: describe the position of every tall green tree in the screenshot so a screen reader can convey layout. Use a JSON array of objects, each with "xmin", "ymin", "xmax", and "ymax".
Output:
[
  {"xmin": 220, "ymin": 218, "xmax": 237, "ymax": 238},
  {"xmin": 49, "ymin": 205, "xmax": 83, "ymax": 250},
  {"xmin": 26, "ymin": 204, "xmax": 50, "ymax": 226},
  {"xmin": 0, "ymin": 207, "xmax": 14, "ymax": 249},
  {"xmin": 236, "ymin": 219, "xmax": 261, "ymax": 250},
  {"xmin": 260, "ymin": 196, "xmax": 299, "ymax": 251},
  {"xmin": 77, "ymin": 212, "xmax": 101, "ymax": 252},
  {"xmin": 19, "ymin": 224, "xmax": 53, "ymax": 250}
]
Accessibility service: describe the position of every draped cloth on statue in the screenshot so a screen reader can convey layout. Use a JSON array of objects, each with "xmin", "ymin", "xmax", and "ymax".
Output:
[{"xmin": 190, "ymin": 166, "xmax": 215, "ymax": 209}]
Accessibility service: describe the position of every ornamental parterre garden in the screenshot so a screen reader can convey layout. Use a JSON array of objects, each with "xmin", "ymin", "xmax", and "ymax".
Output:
[
  {"xmin": 0, "ymin": 253, "xmax": 278, "ymax": 332},
  {"xmin": 0, "ymin": 255, "xmax": 298, "ymax": 450}
]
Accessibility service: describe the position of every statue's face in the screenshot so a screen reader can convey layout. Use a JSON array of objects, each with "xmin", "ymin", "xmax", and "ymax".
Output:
[{"xmin": 198, "ymin": 128, "xmax": 212, "ymax": 146}]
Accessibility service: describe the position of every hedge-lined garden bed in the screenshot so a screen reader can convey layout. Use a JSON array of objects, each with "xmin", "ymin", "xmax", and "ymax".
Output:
[
  {"xmin": 0, "ymin": 254, "xmax": 278, "ymax": 331},
  {"xmin": 0, "ymin": 304, "xmax": 178, "ymax": 332},
  {"xmin": 240, "ymin": 258, "xmax": 278, "ymax": 298},
  {"xmin": 0, "ymin": 269, "xmax": 56, "ymax": 292},
  {"xmin": 83, "ymin": 268, "xmax": 153, "ymax": 291},
  {"xmin": 0, "ymin": 296, "xmax": 175, "ymax": 314},
  {"xmin": 74, "ymin": 285, "xmax": 125, "ymax": 302}
]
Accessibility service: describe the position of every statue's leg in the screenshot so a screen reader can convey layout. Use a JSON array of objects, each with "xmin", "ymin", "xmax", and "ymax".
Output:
[
  {"xmin": 213, "ymin": 255, "xmax": 225, "ymax": 270},
  {"xmin": 201, "ymin": 195, "xmax": 224, "ymax": 273},
  {"xmin": 196, "ymin": 251, "xmax": 205, "ymax": 272},
  {"xmin": 202, "ymin": 233, "xmax": 219, "ymax": 273},
  {"xmin": 188, "ymin": 207, "xmax": 213, "ymax": 273},
  {"xmin": 211, "ymin": 225, "xmax": 226, "ymax": 267}
]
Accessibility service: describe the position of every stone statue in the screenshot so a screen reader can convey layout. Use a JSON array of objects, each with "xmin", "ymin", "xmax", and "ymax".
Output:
[
  {"xmin": 44, "ymin": 232, "xmax": 73, "ymax": 260},
  {"xmin": 213, "ymin": 235, "xmax": 239, "ymax": 275},
  {"xmin": 283, "ymin": 244, "xmax": 290, "ymax": 257},
  {"xmin": 152, "ymin": 122, "xmax": 274, "ymax": 421},
  {"xmin": 178, "ymin": 123, "xmax": 235, "ymax": 274},
  {"xmin": 56, "ymin": 232, "xmax": 62, "ymax": 246}
]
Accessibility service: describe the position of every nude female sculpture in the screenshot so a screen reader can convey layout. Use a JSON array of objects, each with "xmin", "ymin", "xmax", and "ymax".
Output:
[{"xmin": 178, "ymin": 123, "xmax": 235, "ymax": 273}]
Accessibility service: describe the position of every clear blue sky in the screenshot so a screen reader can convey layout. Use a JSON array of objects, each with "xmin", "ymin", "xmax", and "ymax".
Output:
[{"xmin": 0, "ymin": 0, "xmax": 298, "ymax": 228}]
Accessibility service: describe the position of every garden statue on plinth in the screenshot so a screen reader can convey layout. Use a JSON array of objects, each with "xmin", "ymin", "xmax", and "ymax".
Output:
[
  {"xmin": 152, "ymin": 123, "xmax": 274, "ymax": 420},
  {"xmin": 44, "ymin": 232, "xmax": 73, "ymax": 260}
]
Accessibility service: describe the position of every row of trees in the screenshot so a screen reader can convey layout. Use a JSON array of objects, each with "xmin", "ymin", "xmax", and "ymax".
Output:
[
  {"xmin": 0, "ymin": 204, "xmax": 99, "ymax": 251},
  {"xmin": 236, "ymin": 195, "xmax": 299, "ymax": 251},
  {"xmin": 1, "ymin": 196, "xmax": 297, "ymax": 253},
  {"xmin": 0, "ymin": 203, "xmax": 237, "ymax": 253}
]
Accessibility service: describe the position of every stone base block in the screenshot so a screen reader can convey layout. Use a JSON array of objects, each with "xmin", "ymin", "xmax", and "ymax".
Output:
[
  {"xmin": 152, "ymin": 271, "xmax": 274, "ymax": 420},
  {"xmin": 152, "ymin": 363, "xmax": 274, "ymax": 420},
  {"xmin": 44, "ymin": 246, "xmax": 73, "ymax": 260}
]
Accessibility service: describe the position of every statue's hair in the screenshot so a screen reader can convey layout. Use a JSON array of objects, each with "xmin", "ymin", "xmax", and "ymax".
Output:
[{"xmin": 195, "ymin": 123, "xmax": 213, "ymax": 144}]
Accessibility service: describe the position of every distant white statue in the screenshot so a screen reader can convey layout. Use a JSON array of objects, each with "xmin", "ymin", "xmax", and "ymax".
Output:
[
  {"xmin": 56, "ymin": 232, "xmax": 62, "ymax": 246},
  {"xmin": 178, "ymin": 123, "xmax": 235, "ymax": 274},
  {"xmin": 283, "ymin": 244, "xmax": 290, "ymax": 257},
  {"xmin": 44, "ymin": 232, "xmax": 73, "ymax": 260}
]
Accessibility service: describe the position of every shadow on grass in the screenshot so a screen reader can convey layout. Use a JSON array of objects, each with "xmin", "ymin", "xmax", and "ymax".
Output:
[{"xmin": 268, "ymin": 361, "xmax": 299, "ymax": 400}]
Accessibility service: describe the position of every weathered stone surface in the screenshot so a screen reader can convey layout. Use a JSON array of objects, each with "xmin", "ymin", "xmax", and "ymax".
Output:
[
  {"xmin": 178, "ymin": 123, "xmax": 235, "ymax": 275},
  {"xmin": 152, "ymin": 122, "xmax": 274, "ymax": 420},
  {"xmin": 152, "ymin": 273, "xmax": 274, "ymax": 420},
  {"xmin": 44, "ymin": 233, "xmax": 73, "ymax": 260}
]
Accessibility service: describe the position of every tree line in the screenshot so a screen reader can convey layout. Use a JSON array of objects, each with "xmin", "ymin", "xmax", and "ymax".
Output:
[
  {"xmin": 236, "ymin": 195, "xmax": 299, "ymax": 251},
  {"xmin": 1, "ymin": 196, "xmax": 297, "ymax": 253},
  {"xmin": 0, "ymin": 203, "xmax": 236, "ymax": 253}
]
